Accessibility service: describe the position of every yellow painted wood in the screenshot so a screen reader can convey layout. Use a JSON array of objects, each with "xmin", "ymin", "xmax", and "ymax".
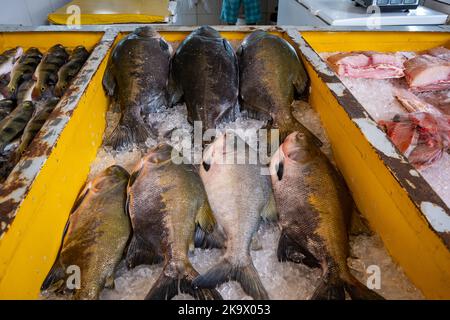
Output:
[
  {"xmin": 296, "ymin": 37, "xmax": 450, "ymax": 299},
  {"xmin": 48, "ymin": 0, "xmax": 169, "ymax": 25},
  {"xmin": 0, "ymin": 33, "xmax": 108, "ymax": 299},
  {"xmin": 301, "ymin": 31, "xmax": 450, "ymax": 52}
]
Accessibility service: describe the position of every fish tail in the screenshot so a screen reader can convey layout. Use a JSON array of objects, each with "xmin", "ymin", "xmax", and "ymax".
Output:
[
  {"xmin": 106, "ymin": 116, "xmax": 150, "ymax": 151},
  {"xmin": 194, "ymin": 225, "xmax": 226, "ymax": 249},
  {"xmin": 145, "ymin": 263, "xmax": 222, "ymax": 300},
  {"xmin": 310, "ymin": 273, "xmax": 346, "ymax": 300},
  {"xmin": 125, "ymin": 235, "xmax": 162, "ymax": 269},
  {"xmin": 277, "ymin": 229, "xmax": 319, "ymax": 268},
  {"xmin": 343, "ymin": 274, "xmax": 385, "ymax": 300},
  {"xmin": 193, "ymin": 257, "xmax": 269, "ymax": 300}
]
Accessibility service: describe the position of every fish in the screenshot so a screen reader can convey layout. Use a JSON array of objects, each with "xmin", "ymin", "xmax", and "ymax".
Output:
[
  {"xmin": 237, "ymin": 30, "xmax": 321, "ymax": 146},
  {"xmin": 102, "ymin": 26, "xmax": 172, "ymax": 150},
  {"xmin": 54, "ymin": 46, "xmax": 89, "ymax": 97},
  {"xmin": 0, "ymin": 47, "xmax": 23, "ymax": 77},
  {"xmin": 41, "ymin": 165, "xmax": 131, "ymax": 300},
  {"xmin": 16, "ymin": 79, "xmax": 36, "ymax": 104},
  {"xmin": 270, "ymin": 132, "xmax": 384, "ymax": 300},
  {"xmin": 193, "ymin": 132, "xmax": 277, "ymax": 300},
  {"xmin": 126, "ymin": 143, "xmax": 221, "ymax": 300},
  {"xmin": 32, "ymin": 44, "xmax": 69, "ymax": 99},
  {"xmin": 0, "ymin": 99, "xmax": 15, "ymax": 122},
  {"xmin": 0, "ymin": 101, "xmax": 34, "ymax": 152},
  {"xmin": 170, "ymin": 25, "xmax": 239, "ymax": 131},
  {"xmin": 5, "ymin": 48, "xmax": 42, "ymax": 98},
  {"xmin": 327, "ymin": 51, "xmax": 405, "ymax": 79}
]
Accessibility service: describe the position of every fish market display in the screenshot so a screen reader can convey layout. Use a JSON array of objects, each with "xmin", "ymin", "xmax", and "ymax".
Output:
[
  {"xmin": 379, "ymin": 112, "xmax": 450, "ymax": 169},
  {"xmin": 55, "ymin": 46, "xmax": 89, "ymax": 97},
  {"xmin": 32, "ymin": 44, "xmax": 68, "ymax": 99},
  {"xmin": 41, "ymin": 166, "xmax": 131, "ymax": 300},
  {"xmin": 327, "ymin": 51, "xmax": 405, "ymax": 79},
  {"xmin": 5, "ymin": 48, "xmax": 42, "ymax": 98},
  {"xmin": 170, "ymin": 26, "xmax": 239, "ymax": 131},
  {"xmin": 194, "ymin": 132, "xmax": 277, "ymax": 300},
  {"xmin": 404, "ymin": 47, "xmax": 450, "ymax": 92},
  {"xmin": 0, "ymin": 47, "xmax": 23, "ymax": 77},
  {"xmin": 237, "ymin": 31, "xmax": 320, "ymax": 144},
  {"xmin": 103, "ymin": 27, "xmax": 172, "ymax": 150},
  {"xmin": 270, "ymin": 132, "xmax": 384, "ymax": 300}
]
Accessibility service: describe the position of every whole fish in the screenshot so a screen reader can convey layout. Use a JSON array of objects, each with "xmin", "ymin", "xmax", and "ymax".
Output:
[
  {"xmin": 0, "ymin": 47, "xmax": 23, "ymax": 77},
  {"xmin": 170, "ymin": 25, "xmax": 239, "ymax": 131},
  {"xmin": 5, "ymin": 48, "xmax": 42, "ymax": 98},
  {"xmin": 41, "ymin": 165, "xmax": 131, "ymax": 300},
  {"xmin": 32, "ymin": 44, "xmax": 69, "ymax": 99},
  {"xmin": 126, "ymin": 144, "xmax": 221, "ymax": 300},
  {"xmin": 0, "ymin": 99, "xmax": 14, "ymax": 122},
  {"xmin": 270, "ymin": 132, "xmax": 384, "ymax": 300},
  {"xmin": 16, "ymin": 79, "xmax": 36, "ymax": 104},
  {"xmin": 0, "ymin": 101, "xmax": 34, "ymax": 152},
  {"xmin": 55, "ymin": 46, "xmax": 89, "ymax": 97},
  {"xmin": 194, "ymin": 132, "xmax": 277, "ymax": 300},
  {"xmin": 237, "ymin": 31, "xmax": 321, "ymax": 146},
  {"xmin": 103, "ymin": 27, "xmax": 172, "ymax": 150}
]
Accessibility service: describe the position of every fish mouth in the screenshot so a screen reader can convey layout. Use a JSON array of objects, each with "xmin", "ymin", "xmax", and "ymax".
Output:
[{"xmin": 281, "ymin": 131, "xmax": 313, "ymax": 163}]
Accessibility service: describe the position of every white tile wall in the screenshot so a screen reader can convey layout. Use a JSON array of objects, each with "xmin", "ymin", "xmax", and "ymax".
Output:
[{"xmin": 0, "ymin": 0, "xmax": 71, "ymax": 26}]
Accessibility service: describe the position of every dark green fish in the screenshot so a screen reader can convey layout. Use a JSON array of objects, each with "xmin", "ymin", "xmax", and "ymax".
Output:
[
  {"xmin": 54, "ymin": 46, "xmax": 89, "ymax": 97},
  {"xmin": 237, "ymin": 31, "xmax": 321, "ymax": 146},
  {"xmin": 41, "ymin": 165, "xmax": 131, "ymax": 300},
  {"xmin": 170, "ymin": 26, "xmax": 239, "ymax": 131},
  {"xmin": 270, "ymin": 132, "xmax": 384, "ymax": 300},
  {"xmin": 103, "ymin": 27, "xmax": 172, "ymax": 150},
  {"xmin": 32, "ymin": 44, "xmax": 69, "ymax": 99},
  {"xmin": 0, "ymin": 101, "xmax": 34, "ymax": 152},
  {"xmin": 0, "ymin": 99, "xmax": 15, "ymax": 122},
  {"xmin": 5, "ymin": 48, "xmax": 42, "ymax": 98},
  {"xmin": 0, "ymin": 47, "xmax": 23, "ymax": 77}
]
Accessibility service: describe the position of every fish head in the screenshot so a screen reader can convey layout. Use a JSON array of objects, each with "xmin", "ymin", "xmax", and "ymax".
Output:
[
  {"xmin": 134, "ymin": 26, "xmax": 160, "ymax": 39},
  {"xmin": 91, "ymin": 165, "xmax": 130, "ymax": 192},
  {"xmin": 54, "ymin": 81, "xmax": 67, "ymax": 97},
  {"xmin": 32, "ymin": 82, "xmax": 46, "ymax": 100},
  {"xmin": 193, "ymin": 25, "xmax": 221, "ymax": 39},
  {"xmin": 145, "ymin": 143, "xmax": 174, "ymax": 164},
  {"xmin": 201, "ymin": 131, "xmax": 245, "ymax": 172},
  {"xmin": 281, "ymin": 131, "xmax": 320, "ymax": 164}
]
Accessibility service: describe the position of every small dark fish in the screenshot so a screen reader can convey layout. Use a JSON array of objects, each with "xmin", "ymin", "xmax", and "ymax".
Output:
[
  {"xmin": 32, "ymin": 44, "xmax": 69, "ymax": 99},
  {"xmin": 0, "ymin": 47, "xmax": 23, "ymax": 77},
  {"xmin": 41, "ymin": 166, "xmax": 131, "ymax": 300},
  {"xmin": 0, "ymin": 101, "xmax": 34, "ymax": 152},
  {"xmin": 5, "ymin": 48, "xmax": 42, "ymax": 99},
  {"xmin": 103, "ymin": 27, "xmax": 172, "ymax": 150},
  {"xmin": 126, "ymin": 144, "xmax": 221, "ymax": 300},
  {"xmin": 237, "ymin": 31, "xmax": 321, "ymax": 146},
  {"xmin": 270, "ymin": 132, "xmax": 384, "ymax": 300},
  {"xmin": 16, "ymin": 79, "xmax": 36, "ymax": 104},
  {"xmin": 170, "ymin": 25, "xmax": 239, "ymax": 131},
  {"xmin": 54, "ymin": 46, "xmax": 89, "ymax": 97},
  {"xmin": 0, "ymin": 99, "xmax": 15, "ymax": 122}
]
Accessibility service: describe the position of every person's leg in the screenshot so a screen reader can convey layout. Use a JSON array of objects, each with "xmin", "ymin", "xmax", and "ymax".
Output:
[
  {"xmin": 221, "ymin": 0, "xmax": 242, "ymax": 25},
  {"xmin": 243, "ymin": 0, "xmax": 261, "ymax": 25}
]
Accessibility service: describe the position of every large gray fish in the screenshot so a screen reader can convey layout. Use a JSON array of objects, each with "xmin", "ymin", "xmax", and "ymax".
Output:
[
  {"xmin": 32, "ymin": 44, "xmax": 69, "ymax": 99},
  {"xmin": 0, "ymin": 101, "xmax": 34, "ymax": 152},
  {"xmin": 41, "ymin": 166, "xmax": 131, "ymax": 300},
  {"xmin": 0, "ymin": 99, "xmax": 14, "ymax": 122},
  {"xmin": 55, "ymin": 46, "xmax": 89, "ymax": 97},
  {"xmin": 126, "ymin": 144, "xmax": 221, "ymax": 300},
  {"xmin": 270, "ymin": 132, "xmax": 384, "ymax": 300},
  {"xmin": 0, "ymin": 47, "xmax": 23, "ymax": 77},
  {"xmin": 103, "ymin": 27, "xmax": 172, "ymax": 150},
  {"xmin": 5, "ymin": 48, "xmax": 42, "ymax": 98},
  {"xmin": 237, "ymin": 31, "xmax": 321, "ymax": 146},
  {"xmin": 170, "ymin": 26, "xmax": 239, "ymax": 131},
  {"xmin": 194, "ymin": 132, "xmax": 277, "ymax": 300}
]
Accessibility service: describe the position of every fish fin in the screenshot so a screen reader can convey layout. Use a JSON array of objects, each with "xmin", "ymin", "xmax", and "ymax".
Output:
[
  {"xmin": 311, "ymin": 274, "xmax": 346, "ymax": 300},
  {"xmin": 106, "ymin": 116, "xmax": 151, "ymax": 151},
  {"xmin": 102, "ymin": 63, "xmax": 116, "ymax": 96},
  {"xmin": 125, "ymin": 235, "xmax": 162, "ymax": 269},
  {"xmin": 146, "ymin": 263, "xmax": 223, "ymax": 300},
  {"xmin": 41, "ymin": 260, "xmax": 65, "ymax": 292},
  {"xmin": 261, "ymin": 192, "xmax": 278, "ymax": 222},
  {"xmin": 195, "ymin": 200, "xmax": 216, "ymax": 234},
  {"xmin": 344, "ymin": 275, "xmax": 385, "ymax": 300},
  {"xmin": 349, "ymin": 206, "xmax": 372, "ymax": 236},
  {"xmin": 168, "ymin": 57, "xmax": 183, "ymax": 107},
  {"xmin": 277, "ymin": 229, "xmax": 320, "ymax": 268},
  {"xmin": 70, "ymin": 181, "xmax": 91, "ymax": 213},
  {"xmin": 193, "ymin": 258, "xmax": 269, "ymax": 300},
  {"xmin": 194, "ymin": 225, "xmax": 226, "ymax": 249}
]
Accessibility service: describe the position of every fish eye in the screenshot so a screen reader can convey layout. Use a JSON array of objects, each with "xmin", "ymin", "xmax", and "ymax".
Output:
[{"xmin": 41, "ymin": 87, "xmax": 45, "ymax": 92}]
